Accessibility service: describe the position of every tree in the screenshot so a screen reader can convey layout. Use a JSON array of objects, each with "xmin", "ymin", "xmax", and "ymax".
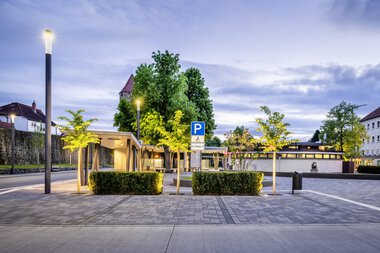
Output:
[
  {"xmin": 224, "ymin": 126, "xmax": 258, "ymax": 170},
  {"xmin": 114, "ymin": 98, "xmax": 135, "ymax": 133},
  {"xmin": 114, "ymin": 50, "xmax": 215, "ymax": 170},
  {"xmin": 206, "ymin": 136, "xmax": 222, "ymax": 147},
  {"xmin": 57, "ymin": 109, "xmax": 100, "ymax": 193},
  {"xmin": 309, "ymin": 130, "xmax": 320, "ymax": 142},
  {"xmin": 156, "ymin": 110, "xmax": 190, "ymax": 194},
  {"xmin": 319, "ymin": 101, "xmax": 367, "ymax": 160},
  {"xmin": 184, "ymin": 67, "xmax": 216, "ymax": 139},
  {"xmin": 256, "ymin": 106, "xmax": 294, "ymax": 194}
]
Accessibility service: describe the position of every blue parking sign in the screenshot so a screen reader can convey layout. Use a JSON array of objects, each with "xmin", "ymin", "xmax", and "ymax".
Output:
[{"xmin": 191, "ymin": 121, "xmax": 205, "ymax": 136}]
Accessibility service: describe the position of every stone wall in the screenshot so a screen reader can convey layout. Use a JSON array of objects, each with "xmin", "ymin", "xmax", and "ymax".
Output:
[{"xmin": 0, "ymin": 128, "xmax": 112, "ymax": 166}]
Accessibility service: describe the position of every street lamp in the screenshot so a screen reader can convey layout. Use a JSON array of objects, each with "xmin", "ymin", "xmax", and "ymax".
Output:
[
  {"xmin": 136, "ymin": 99, "xmax": 141, "ymax": 140},
  {"xmin": 10, "ymin": 114, "xmax": 15, "ymax": 175},
  {"xmin": 43, "ymin": 29, "xmax": 54, "ymax": 194}
]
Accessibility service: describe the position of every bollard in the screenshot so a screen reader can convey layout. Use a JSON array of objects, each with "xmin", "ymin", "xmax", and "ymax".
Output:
[{"xmin": 292, "ymin": 171, "xmax": 303, "ymax": 194}]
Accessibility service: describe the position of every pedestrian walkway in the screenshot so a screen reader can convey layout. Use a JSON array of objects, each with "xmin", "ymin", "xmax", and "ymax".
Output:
[{"xmin": 1, "ymin": 175, "xmax": 380, "ymax": 226}]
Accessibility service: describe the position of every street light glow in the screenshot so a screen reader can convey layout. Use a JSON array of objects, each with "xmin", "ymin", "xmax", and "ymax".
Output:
[
  {"xmin": 43, "ymin": 29, "xmax": 54, "ymax": 54},
  {"xmin": 136, "ymin": 99, "xmax": 141, "ymax": 111},
  {"xmin": 10, "ymin": 114, "xmax": 15, "ymax": 123}
]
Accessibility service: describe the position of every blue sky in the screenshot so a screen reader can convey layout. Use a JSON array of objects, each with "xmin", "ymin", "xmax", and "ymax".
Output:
[{"xmin": 1, "ymin": 0, "xmax": 380, "ymax": 140}]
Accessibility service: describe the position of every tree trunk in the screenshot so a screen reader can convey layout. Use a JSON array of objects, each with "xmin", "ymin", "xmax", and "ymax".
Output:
[
  {"xmin": 77, "ymin": 147, "xmax": 82, "ymax": 193},
  {"xmin": 272, "ymin": 151, "xmax": 276, "ymax": 195},
  {"xmin": 176, "ymin": 150, "xmax": 180, "ymax": 195},
  {"xmin": 164, "ymin": 146, "xmax": 171, "ymax": 170}
]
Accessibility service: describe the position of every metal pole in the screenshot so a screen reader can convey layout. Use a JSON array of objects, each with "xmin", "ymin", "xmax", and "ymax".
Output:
[
  {"xmin": 11, "ymin": 125, "xmax": 15, "ymax": 175},
  {"xmin": 45, "ymin": 51, "xmax": 52, "ymax": 194},
  {"xmin": 137, "ymin": 109, "xmax": 140, "ymax": 140}
]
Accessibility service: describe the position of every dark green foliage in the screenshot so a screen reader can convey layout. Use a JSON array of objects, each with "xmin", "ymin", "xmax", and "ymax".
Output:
[
  {"xmin": 357, "ymin": 166, "xmax": 380, "ymax": 174},
  {"xmin": 184, "ymin": 67, "xmax": 216, "ymax": 138},
  {"xmin": 89, "ymin": 171, "xmax": 164, "ymax": 195},
  {"xmin": 192, "ymin": 171, "xmax": 263, "ymax": 195},
  {"xmin": 206, "ymin": 136, "xmax": 222, "ymax": 147},
  {"xmin": 309, "ymin": 130, "xmax": 320, "ymax": 142},
  {"xmin": 114, "ymin": 98, "xmax": 136, "ymax": 133}
]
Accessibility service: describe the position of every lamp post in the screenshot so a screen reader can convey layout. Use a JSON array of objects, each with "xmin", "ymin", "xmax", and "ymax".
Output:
[
  {"xmin": 136, "ymin": 99, "xmax": 141, "ymax": 140},
  {"xmin": 135, "ymin": 99, "xmax": 141, "ymax": 171},
  {"xmin": 10, "ymin": 114, "xmax": 15, "ymax": 175},
  {"xmin": 43, "ymin": 29, "xmax": 53, "ymax": 194}
]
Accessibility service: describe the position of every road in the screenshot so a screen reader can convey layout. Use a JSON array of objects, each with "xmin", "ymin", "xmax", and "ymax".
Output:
[{"xmin": 0, "ymin": 171, "xmax": 76, "ymax": 190}]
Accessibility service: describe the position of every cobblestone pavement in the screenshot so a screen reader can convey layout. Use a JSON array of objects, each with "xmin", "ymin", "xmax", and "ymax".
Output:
[{"xmin": 0, "ymin": 174, "xmax": 379, "ymax": 226}]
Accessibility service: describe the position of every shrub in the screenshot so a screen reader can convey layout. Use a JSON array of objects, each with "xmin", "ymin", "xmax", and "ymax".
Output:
[
  {"xmin": 89, "ymin": 171, "xmax": 163, "ymax": 195},
  {"xmin": 192, "ymin": 171, "xmax": 263, "ymax": 195},
  {"xmin": 357, "ymin": 166, "xmax": 380, "ymax": 174}
]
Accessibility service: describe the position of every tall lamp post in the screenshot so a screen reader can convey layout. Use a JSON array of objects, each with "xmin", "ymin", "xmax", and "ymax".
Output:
[
  {"xmin": 136, "ymin": 99, "xmax": 141, "ymax": 171},
  {"xmin": 43, "ymin": 29, "xmax": 53, "ymax": 194},
  {"xmin": 136, "ymin": 99, "xmax": 141, "ymax": 140},
  {"xmin": 10, "ymin": 114, "xmax": 15, "ymax": 175}
]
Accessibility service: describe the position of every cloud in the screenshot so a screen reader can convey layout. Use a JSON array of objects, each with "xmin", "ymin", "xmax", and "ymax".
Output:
[{"xmin": 327, "ymin": 0, "xmax": 380, "ymax": 29}]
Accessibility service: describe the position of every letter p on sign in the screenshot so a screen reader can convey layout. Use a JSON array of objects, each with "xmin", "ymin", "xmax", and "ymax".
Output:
[{"xmin": 191, "ymin": 121, "xmax": 205, "ymax": 136}]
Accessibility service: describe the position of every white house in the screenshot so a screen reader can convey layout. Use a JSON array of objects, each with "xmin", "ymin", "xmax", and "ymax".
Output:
[
  {"xmin": 360, "ymin": 107, "xmax": 380, "ymax": 166},
  {"xmin": 0, "ymin": 101, "xmax": 59, "ymax": 135}
]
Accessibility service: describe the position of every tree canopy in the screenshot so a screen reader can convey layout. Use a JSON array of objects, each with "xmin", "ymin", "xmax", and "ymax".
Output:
[
  {"xmin": 255, "ymin": 106, "xmax": 294, "ymax": 152},
  {"xmin": 224, "ymin": 126, "xmax": 258, "ymax": 170},
  {"xmin": 319, "ymin": 101, "xmax": 367, "ymax": 159},
  {"xmin": 113, "ymin": 50, "xmax": 216, "ymax": 169}
]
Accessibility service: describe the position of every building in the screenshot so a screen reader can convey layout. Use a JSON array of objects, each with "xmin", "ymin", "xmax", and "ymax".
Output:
[
  {"xmin": 360, "ymin": 107, "xmax": 380, "ymax": 166},
  {"xmin": 0, "ymin": 101, "xmax": 59, "ymax": 134},
  {"xmin": 119, "ymin": 74, "xmax": 134, "ymax": 101},
  {"xmin": 229, "ymin": 142, "xmax": 343, "ymax": 173}
]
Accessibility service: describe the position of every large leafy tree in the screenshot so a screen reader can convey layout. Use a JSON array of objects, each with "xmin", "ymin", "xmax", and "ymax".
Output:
[
  {"xmin": 184, "ymin": 67, "xmax": 216, "ymax": 139},
  {"xmin": 156, "ymin": 110, "xmax": 190, "ymax": 194},
  {"xmin": 319, "ymin": 101, "xmax": 367, "ymax": 160},
  {"xmin": 224, "ymin": 126, "xmax": 258, "ymax": 170},
  {"xmin": 58, "ymin": 109, "xmax": 99, "ymax": 193},
  {"xmin": 114, "ymin": 50, "xmax": 215, "ymax": 169},
  {"xmin": 256, "ymin": 106, "xmax": 294, "ymax": 194}
]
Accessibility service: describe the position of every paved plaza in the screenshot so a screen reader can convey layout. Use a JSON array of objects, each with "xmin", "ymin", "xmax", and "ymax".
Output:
[{"xmin": 1, "ymin": 173, "xmax": 380, "ymax": 252}]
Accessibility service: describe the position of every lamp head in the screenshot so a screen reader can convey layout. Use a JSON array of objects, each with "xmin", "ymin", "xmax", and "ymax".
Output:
[
  {"xmin": 10, "ymin": 114, "xmax": 15, "ymax": 124},
  {"xmin": 43, "ymin": 29, "xmax": 54, "ymax": 54},
  {"xmin": 136, "ymin": 99, "xmax": 141, "ymax": 111}
]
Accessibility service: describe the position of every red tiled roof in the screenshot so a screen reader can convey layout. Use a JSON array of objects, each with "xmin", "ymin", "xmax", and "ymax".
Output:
[
  {"xmin": 119, "ymin": 74, "xmax": 134, "ymax": 94},
  {"xmin": 0, "ymin": 121, "xmax": 13, "ymax": 129},
  {"xmin": 360, "ymin": 107, "xmax": 380, "ymax": 122},
  {"xmin": 0, "ymin": 102, "xmax": 56, "ymax": 126}
]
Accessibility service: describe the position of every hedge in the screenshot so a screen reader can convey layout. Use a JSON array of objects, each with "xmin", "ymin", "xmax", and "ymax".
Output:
[
  {"xmin": 89, "ymin": 171, "xmax": 163, "ymax": 195},
  {"xmin": 192, "ymin": 171, "xmax": 263, "ymax": 195},
  {"xmin": 357, "ymin": 166, "xmax": 380, "ymax": 174}
]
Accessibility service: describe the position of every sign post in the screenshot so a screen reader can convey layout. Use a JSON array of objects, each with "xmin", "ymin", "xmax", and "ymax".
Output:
[{"xmin": 191, "ymin": 121, "xmax": 205, "ymax": 171}]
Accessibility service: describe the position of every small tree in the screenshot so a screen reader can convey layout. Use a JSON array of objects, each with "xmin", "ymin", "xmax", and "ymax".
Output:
[
  {"xmin": 57, "ymin": 109, "xmax": 99, "ymax": 193},
  {"xmin": 319, "ymin": 101, "xmax": 367, "ymax": 160},
  {"xmin": 256, "ymin": 106, "xmax": 294, "ymax": 194},
  {"xmin": 156, "ymin": 110, "xmax": 190, "ymax": 195},
  {"xmin": 224, "ymin": 126, "xmax": 258, "ymax": 170}
]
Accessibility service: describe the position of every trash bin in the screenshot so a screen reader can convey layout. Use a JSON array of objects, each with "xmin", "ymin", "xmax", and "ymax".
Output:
[{"xmin": 292, "ymin": 171, "xmax": 302, "ymax": 194}]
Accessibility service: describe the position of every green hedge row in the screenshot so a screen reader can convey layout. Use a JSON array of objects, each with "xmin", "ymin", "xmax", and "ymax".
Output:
[
  {"xmin": 89, "ymin": 171, "xmax": 163, "ymax": 195},
  {"xmin": 357, "ymin": 166, "xmax": 380, "ymax": 174},
  {"xmin": 192, "ymin": 171, "xmax": 263, "ymax": 195}
]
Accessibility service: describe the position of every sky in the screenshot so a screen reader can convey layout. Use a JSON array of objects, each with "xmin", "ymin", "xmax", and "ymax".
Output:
[{"xmin": 1, "ymin": 0, "xmax": 380, "ymax": 141}]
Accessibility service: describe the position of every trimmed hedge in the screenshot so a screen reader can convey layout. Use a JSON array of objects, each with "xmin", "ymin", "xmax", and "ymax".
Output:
[
  {"xmin": 192, "ymin": 171, "xmax": 263, "ymax": 195},
  {"xmin": 89, "ymin": 171, "xmax": 163, "ymax": 195},
  {"xmin": 357, "ymin": 166, "xmax": 380, "ymax": 174}
]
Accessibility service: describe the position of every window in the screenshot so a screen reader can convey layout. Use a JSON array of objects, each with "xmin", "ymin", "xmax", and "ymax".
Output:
[
  {"xmin": 306, "ymin": 154, "xmax": 314, "ymax": 159},
  {"xmin": 378, "ymin": 135, "xmax": 380, "ymax": 142},
  {"xmin": 372, "ymin": 136, "xmax": 375, "ymax": 143},
  {"xmin": 287, "ymin": 154, "xmax": 296, "ymax": 159},
  {"xmin": 378, "ymin": 121, "xmax": 380, "ymax": 128},
  {"xmin": 373, "ymin": 122, "xmax": 375, "ymax": 129},
  {"xmin": 367, "ymin": 123, "xmax": 370, "ymax": 130},
  {"xmin": 297, "ymin": 154, "xmax": 305, "ymax": 159},
  {"xmin": 323, "ymin": 154, "xmax": 330, "ymax": 159},
  {"xmin": 315, "ymin": 154, "xmax": 323, "ymax": 159}
]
